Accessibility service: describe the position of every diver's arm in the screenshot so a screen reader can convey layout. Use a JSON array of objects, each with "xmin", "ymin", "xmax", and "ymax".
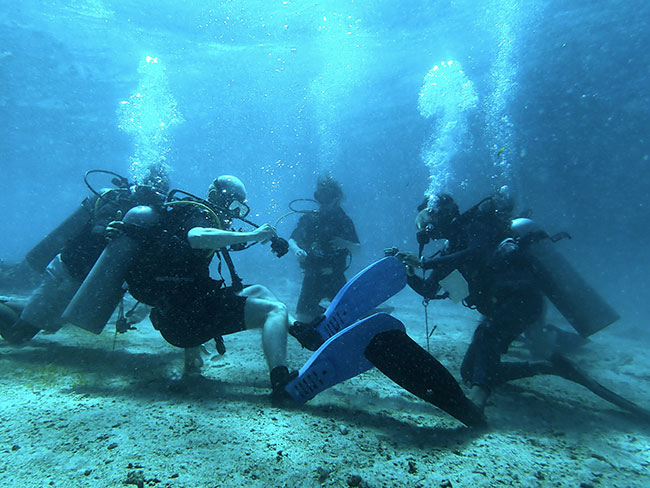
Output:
[
  {"xmin": 421, "ymin": 248, "xmax": 472, "ymax": 273},
  {"xmin": 188, "ymin": 224, "xmax": 276, "ymax": 250},
  {"xmin": 422, "ymin": 220, "xmax": 492, "ymax": 273},
  {"xmin": 289, "ymin": 238, "xmax": 308, "ymax": 262},
  {"xmin": 288, "ymin": 238, "xmax": 304, "ymax": 254},
  {"xmin": 406, "ymin": 273, "xmax": 442, "ymax": 299},
  {"xmin": 329, "ymin": 236, "xmax": 360, "ymax": 254}
]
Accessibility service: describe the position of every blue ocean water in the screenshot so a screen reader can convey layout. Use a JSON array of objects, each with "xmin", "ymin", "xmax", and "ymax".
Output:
[{"xmin": 1, "ymin": 0, "xmax": 649, "ymax": 332}]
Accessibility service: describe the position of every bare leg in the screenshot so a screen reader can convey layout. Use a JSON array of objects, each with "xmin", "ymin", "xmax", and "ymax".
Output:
[
  {"xmin": 241, "ymin": 284, "xmax": 296, "ymax": 323},
  {"xmin": 183, "ymin": 346, "xmax": 204, "ymax": 375},
  {"xmin": 0, "ymin": 296, "xmax": 29, "ymax": 312},
  {"xmin": 240, "ymin": 285, "xmax": 290, "ymax": 371},
  {"xmin": 468, "ymin": 385, "xmax": 490, "ymax": 411},
  {"xmin": 239, "ymin": 285, "xmax": 295, "ymax": 405}
]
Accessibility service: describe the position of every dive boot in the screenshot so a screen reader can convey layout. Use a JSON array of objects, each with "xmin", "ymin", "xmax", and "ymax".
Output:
[
  {"xmin": 270, "ymin": 365, "xmax": 298, "ymax": 407},
  {"xmin": 0, "ymin": 305, "xmax": 39, "ymax": 345},
  {"xmin": 288, "ymin": 319, "xmax": 325, "ymax": 351}
]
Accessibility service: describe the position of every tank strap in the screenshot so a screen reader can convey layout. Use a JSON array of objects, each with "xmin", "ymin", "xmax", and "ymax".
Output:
[
  {"xmin": 216, "ymin": 250, "xmax": 243, "ymax": 292},
  {"xmin": 549, "ymin": 231, "xmax": 572, "ymax": 242}
]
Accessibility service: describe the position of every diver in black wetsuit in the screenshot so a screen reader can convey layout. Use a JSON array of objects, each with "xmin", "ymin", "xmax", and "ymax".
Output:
[
  {"xmin": 288, "ymin": 175, "xmax": 360, "ymax": 322},
  {"xmin": 277, "ymin": 183, "xmax": 645, "ymax": 422},
  {"xmin": 87, "ymin": 175, "xmax": 295, "ymax": 402},
  {"xmin": 0, "ymin": 170, "xmax": 169, "ymax": 344},
  {"xmin": 390, "ymin": 191, "xmax": 650, "ymax": 423},
  {"xmin": 393, "ymin": 191, "xmax": 561, "ymax": 409}
]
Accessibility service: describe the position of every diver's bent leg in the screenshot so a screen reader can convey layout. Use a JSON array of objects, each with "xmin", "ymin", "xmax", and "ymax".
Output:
[
  {"xmin": 295, "ymin": 271, "xmax": 324, "ymax": 323},
  {"xmin": 466, "ymin": 306, "xmax": 542, "ymax": 408},
  {"xmin": 460, "ymin": 338, "xmax": 491, "ymax": 410},
  {"xmin": 241, "ymin": 284, "xmax": 297, "ymax": 324},
  {"xmin": 21, "ymin": 255, "xmax": 81, "ymax": 333},
  {"xmin": 460, "ymin": 339, "xmax": 479, "ymax": 384},
  {"xmin": 492, "ymin": 361, "xmax": 556, "ymax": 385},
  {"xmin": 365, "ymin": 329, "xmax": 487, "ymax": 428},
  {"xmin": 463, "ymin": 321, "xmax": 503, "ymax": 390},
  {"xmin": 243, "ymin": 296, "xmax": 294, "ymax": 405},
  {"xmin": 0, "ymin": 303, "xmax": 25, "ymax": 344},
  {"xmin": 522, "ymin": 301, "xmax": 555, "ymax": 359},
  {"xmin": 243, "ymin": 296, "xmax": 289, "ymax": 371},
  {"xmin": 183, "ymin": 346, "xmax": 204, "ymax": 376}
]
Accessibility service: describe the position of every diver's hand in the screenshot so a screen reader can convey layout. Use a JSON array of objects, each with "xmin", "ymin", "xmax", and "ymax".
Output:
[
  {"xmin": 105, "ymin": 220, "xmax": 126, "ymax": 240},
  {"xmin": 384, "ymin": 246, "xmax": 399, "ymax": 257},
  {"xmin": 394, "ymin": 251, "xmax": 421, "ymax": 277},
  {"xmin": 252, "ymin": 223, "xmax": 277, "ymax": 244},
  {"xmin": 395, "ymin": 251, "xmax": 421, "ymax": 269},
  {"xmin": 295, "ymin": 248, "xmax": 308, "ymax": 263},
  {"xmin": 288, "ymin": 238, "xmax": 308, "ymax": 263},
  {"xmin": 105, "ymin": 210, "xmax": 124, "ymax": 240}
]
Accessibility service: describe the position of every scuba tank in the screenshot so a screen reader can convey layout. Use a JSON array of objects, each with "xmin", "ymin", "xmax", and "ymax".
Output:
[
  {"xmin": 25, "ymin": 196, "xmax": 98, "ymax": 273},
  {"xmin": 62, "ymin": 205, "xmax": 159, "ymax": 334},
  {"xmin": 511, "ymin": 218, "xmax": 619, "ymax": 337},
  {"xmin": 24, "ymin": 169, "xmax": 133, "ymax": 273}
]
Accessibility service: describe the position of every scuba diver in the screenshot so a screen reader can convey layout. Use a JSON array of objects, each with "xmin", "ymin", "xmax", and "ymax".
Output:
[
  {"xmin": 61, "ymin": 175, "xmax": 295, "ymax": 404},
  {"xmin": 0, "ymin": 168, "xmax": 169, "ymax": 346},
  {"xmin": 288, "ymin": 175, "xmax": 360, "ymax": 322},
  {"xmin": 390, "ymin": 190, "xmax": 644, "ymax": 421},
  {"xmin": 399, "ymin": 191, "xmax": 548, "ymax": 409},
  {"xmin": 43, "ymin": 173, "xmax": 485, "ymax": 423}
]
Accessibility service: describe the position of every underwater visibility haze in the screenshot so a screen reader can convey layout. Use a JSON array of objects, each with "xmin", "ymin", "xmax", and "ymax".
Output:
[
  {"xmin": 1, "ymin": 0, "xmax": 650, "ymax": 486},
  {"xmin": 2, "ymin": 1, "xmax": 649, "ymax": 312}
]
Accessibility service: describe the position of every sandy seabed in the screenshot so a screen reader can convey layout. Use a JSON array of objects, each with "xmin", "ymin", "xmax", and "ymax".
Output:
[{"xmin": 1, "ymin": 294, "xmax": 649, "ymax": 488}]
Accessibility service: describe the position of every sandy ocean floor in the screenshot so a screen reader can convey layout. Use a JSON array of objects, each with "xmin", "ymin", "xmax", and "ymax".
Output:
[{"xmin": 1, "ymin": 291, "xmax": 649, "ymax": 488}]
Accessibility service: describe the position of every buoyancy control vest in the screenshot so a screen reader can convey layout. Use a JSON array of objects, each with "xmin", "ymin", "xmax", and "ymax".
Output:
[
  {"xmin": 125, "ymin": 200, "xmax": 223, "ymax": 309},
  {"xmin": 61, "ymin": 186, "xmax": 167, "ymax": 280}
]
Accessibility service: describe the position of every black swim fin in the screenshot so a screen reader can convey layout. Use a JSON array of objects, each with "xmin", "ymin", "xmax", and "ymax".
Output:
[
  {"xmin": 364, "ymin": 329, "xmax": 486, "ymax": 428},
  {"xmin": 550, "ymin": 353, "xmax": 650, "ymax": 423}
]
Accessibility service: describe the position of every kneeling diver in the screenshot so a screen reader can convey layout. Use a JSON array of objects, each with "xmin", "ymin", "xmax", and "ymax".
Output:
[
  {"xmin": 391, "ymin": 191, "xmax": 649, "ymax": 423},
  {"xmin": 0, "ymin": 169, "xmax": 169, "ymax": 345},
  {"xmin": 60, "ymin": 175, "xmax": 294, "ymax": 402}
]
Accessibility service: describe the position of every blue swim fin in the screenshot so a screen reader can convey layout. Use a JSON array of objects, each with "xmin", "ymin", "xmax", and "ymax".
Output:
[
  {"xmin": 289, "ymin": 256, "xmax": 407, "ymax": 351},
  {"xmin": 285, "ymin": 313, "xmax": 405, "ymax": 403},
  {"xmin": 317, "ymin": 256, "xmax": 406, "ymax": 338}
]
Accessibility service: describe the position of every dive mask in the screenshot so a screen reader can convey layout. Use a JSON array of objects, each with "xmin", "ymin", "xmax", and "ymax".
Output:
[{"xmin": 228, "ymin": 200, "xmax": 250, "ymax": 219}]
